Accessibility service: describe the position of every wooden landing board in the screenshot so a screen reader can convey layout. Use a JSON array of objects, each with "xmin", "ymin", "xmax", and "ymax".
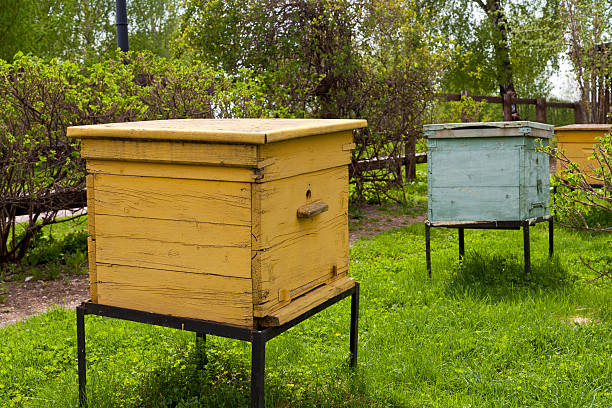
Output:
[
  {"xmin": 95, "ymin": 264, "xmax": 253, "ymax": 327},
  {"xmin": 252, "ymin": 166, "xmax": 349, "ymax": 314},
  {"xmin": 259, "ymin": 277, "xmax": 355, "ymax": 327}
]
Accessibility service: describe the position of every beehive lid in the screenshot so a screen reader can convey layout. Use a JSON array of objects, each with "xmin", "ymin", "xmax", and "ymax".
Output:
[
  {"xmin": 555, "ymin": 124, "xmax": 611, "ymax": 131},
  {"xmin": 67, "ymin": 118, "xmax": 367, "ymax": 144},
  {"xmin": 424, "ymin": 121, "xmax": 554, "ymax": 139}
]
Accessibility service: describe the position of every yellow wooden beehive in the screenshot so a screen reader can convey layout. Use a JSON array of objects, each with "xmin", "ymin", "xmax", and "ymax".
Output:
[
  {"xmin": 555, "ymin": 124, "xmax": 609, "ymax": 184},
  {"xmin": 67, "ymin": 119, "xmax": 366, "ymax": 328}
]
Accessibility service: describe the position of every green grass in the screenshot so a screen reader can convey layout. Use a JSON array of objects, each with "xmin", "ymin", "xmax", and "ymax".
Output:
[
  {"xmin": 2, "ymin": 216, "xmax": 88, "ymax": 281},
  {"xmin": 0, "ymin": 223, "xmax": 610, "ymax": 407}
]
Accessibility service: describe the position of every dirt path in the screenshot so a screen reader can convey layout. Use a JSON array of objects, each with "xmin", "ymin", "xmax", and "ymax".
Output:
[
  {"xmin": 1, "ymin": 204, "xmax": 425, "ymax": 328},
  {"xmin": 0, "ymin": 275, "xmax": 90, "ymax": 328}
]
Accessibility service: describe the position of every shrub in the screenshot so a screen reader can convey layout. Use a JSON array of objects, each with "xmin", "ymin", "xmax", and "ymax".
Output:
[{"xmin": 0, "ymin": 52, "xmax": 271, "ymax": 266}]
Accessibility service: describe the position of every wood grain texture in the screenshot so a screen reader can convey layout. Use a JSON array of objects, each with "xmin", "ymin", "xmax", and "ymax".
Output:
[
  {"xmin": 259, "ymin": 277, "xmax": 355, "ymax": 327},
  {"xmin": 95, "ymin": 264, "xmax": 253, "ymax": 327},
  {"xmin": 94, "ymin": 214, "xmax": 251, "ymax": 278},
  {"xmin": 81, "ymin": 138, "xmax": 258, "ymax": 167},
  {"xmin": 252, "ymin": 167, "xmax": 349, "ymax": 314},
  {"xmin": 257, "ymin": 131, "xmax": 352, "ymax": 181},
  {"xmin": 429, "ymin": 149, "xmax": 520, "ymax": 188},
  {"xmin": 85, "ymin": 174, "xmax": 97, "ymax": 301},
  {"xmin": 297, "ymin": 201, "xmax": 329, "ymax": 218},
  {"xmin": 429, "ymin": 187, "xmax": 520, "ymax": 222},
  {"xmin": 69, "ymin": 118, "xmax": 367, "ymax": 144},
  {"xmin": 92, "ymin": 174, "xmax": 251, "ymax": 225},
  {"xmin": 87, "ymin": 160, "xmax": 257, "ymax": 182},
  {"xmin": 87, "ymin": 237, "xmax": 97, "ymax": 302}
]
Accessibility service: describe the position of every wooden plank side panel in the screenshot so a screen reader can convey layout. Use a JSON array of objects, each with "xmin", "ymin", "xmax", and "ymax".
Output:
[
  {"xmin": 429, "ymin": 149, "xmax": 520, "ymax": 188},
  {"xmin": 431, "ymin": 137, "xmax": 526, "ymax": 152},
  {"xmin": 96, "ymin": 264, "xmax": 253, "ymax": 327},
  {"xmin": 258, "ymin": 131, "xmax": 353, "ymax": 181},
  {"xmin": 87, "ymin": 237, "xmax": 97, "ymax": 302},
  {"xmin": 94, "ymin": 215, "xmax": 251, "ymax": 278},
  {"xmin": 81, "ymin": 138, "xmax": 258, "ymax": 167},
  {"xmin": 86, "ymin": 174, "xmax": 97, "ymax": 301},
  {"xmin": 86, "ymin": 160, "xmax": 257, "ymax": 182},
  {"xmin": 556, "ymin": 131, "xmax": 606, "ymax": 144},
  {"xmin": 93, "ymin": 174, "xmax": 251, "ymax": 225},
  {"xmin": 252, "ymin": 167, "xmax": 349, "ymax": 313},
  {"xmin": 429, "ymin": 187, "xmax": 521, "ymax": 222}
]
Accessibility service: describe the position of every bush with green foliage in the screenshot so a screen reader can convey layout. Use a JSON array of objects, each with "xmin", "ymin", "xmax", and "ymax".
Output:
[
  {"xmin": 176, "ymin": 0, "xmax": 449, "ymax": 203},
  {"xmin": 0, "ymin": 51, "xmax": 273, "ymax": 266}
]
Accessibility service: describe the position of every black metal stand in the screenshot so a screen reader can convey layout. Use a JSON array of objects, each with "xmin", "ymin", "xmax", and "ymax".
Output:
[
  {"xmin": 77, "ymin": 282, "xmax": 359, "ymax": 408},
  {"xmin": 425, "ymin": 216, "xmax": 553, "ymax": 277}
]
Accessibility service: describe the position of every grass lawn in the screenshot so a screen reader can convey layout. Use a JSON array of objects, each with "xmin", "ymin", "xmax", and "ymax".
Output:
[{"xmin": 0, "ymin": 221, "xmax": 610, "ymax": 407}]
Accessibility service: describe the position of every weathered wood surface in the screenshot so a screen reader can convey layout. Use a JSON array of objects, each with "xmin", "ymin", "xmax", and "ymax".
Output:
[
  {"xmin": 95, "ymin": 264, "xmax": 253, "ymax": 327},
  {"xmin": 94, "ymin": 215, "xmax": 251, "ymax": 278},
  {"xmin": 427, "ymin": 129, "xmax": 551, "ymax": 222},
  {"xmin": 81, "ymin": 138, "xmax": 258, "ymax": 167},
  {"xmin": 86, "ymin": 174, "xmax": 98, "ymax": 302},
  {"xmin": 69, "ymin": 118, "xmax": 367, "ymax": 144},
  {"xmin": 297, "ymin": 201, "xmax": 329, "ymax": 218},
  {"xmin": 71, "ymin": 119, "xmax": 363, "ymax": 326},
  {"xmin": 87, "ymin": 160, "xmax": 258, "ymax": 182},
  {"xmin": 92, "ymin": 174, "xmax": 251, "ymax": 225},
  {"xmin": 555, "ymin": 125, "xmax": 607, "ymax": 183},
  {"xmin": 257, "ymin": 131, "xmax": 352, "ymax": 181},
  {"xmin": 260, "ymin": 277, "xmax": 355, "ymax": 327},
  {"xmin": 252, "ymin": 166, "xmax": 349, "ymax": 316}
]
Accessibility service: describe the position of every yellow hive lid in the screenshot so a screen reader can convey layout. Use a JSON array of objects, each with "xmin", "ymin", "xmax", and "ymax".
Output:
[
  {"xmin": 67, "ymin": 118, "xmax": 367, "ymax": 144},
  {"xmin": 555, "ymin": 124, "xmax": 612, "ymax": 131}
]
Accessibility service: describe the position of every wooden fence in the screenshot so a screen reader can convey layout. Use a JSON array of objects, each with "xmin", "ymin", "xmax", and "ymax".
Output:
[
  {"xmin": 438, "ymin": 91, "xmax": 583, "ymax": 124},
  {"xmin": 3, "ymin": 92, "xmax": 582, "ymax": 217}
]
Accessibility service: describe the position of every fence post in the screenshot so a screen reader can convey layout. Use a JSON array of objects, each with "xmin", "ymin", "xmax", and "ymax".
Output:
[
  {"xmin": 574, "ymin": 102, "xmax": 585, "ymax": 124},
  {"xmin": 503, "ymin": 93, "xmax": 513, "ymax": 121},
  {"xmin": 460, "ymin": 90, "xmax": 469, "ymax": 122},
  {"xmin": 536, "ymin": 98, "xmax": 547, "ymax": 123}
]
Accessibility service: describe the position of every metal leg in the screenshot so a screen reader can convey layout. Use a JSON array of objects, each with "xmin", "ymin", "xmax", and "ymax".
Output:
[
  {"xmin": 77, "ymin": 306, "xmax": 87, "ymax": 408},
  {"xmin": 251, "ymin": 332, "xmax": 265, "ymax": 408},
  {"xmin": 548, "ymin": 217, "xmax": 554, "ymax": 257},
  {"xmin": 349, "ymin": 283, "xmax": 359, "ymax": 368},
  {"xmin": 196, "ymin": 332, "xmax": 207, "ymax": 368},
  {"xmin": 458, "ymin": 228, "xmax": 465, "ymax": 261},
  {"xmin": 523, "ymin": 224, "xmax": 531, "ymax": 276},
  {"xmin": 425, "ymin": 223, "xmax": 432, "ymax": 278}
]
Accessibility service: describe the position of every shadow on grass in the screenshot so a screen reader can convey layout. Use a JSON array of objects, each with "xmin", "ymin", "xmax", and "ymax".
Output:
[
  {"xmin": 445, "ymin": 250, "xmax": 575, "ymax": 301},
  {"xmin": 128, "ymin": 342, "xmax": 375, "ymax": 408}
]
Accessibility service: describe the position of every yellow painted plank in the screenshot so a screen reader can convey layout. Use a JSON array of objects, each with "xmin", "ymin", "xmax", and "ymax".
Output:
[
  {"xmin": 86, "ymin": 160, "xmax": 257, "ymax": 182},
  {"xmin": 86, "ymin": 174, "xmax": 95, "ymax": 236},
  {"xmin": 93, "ymin": 174, "xmax": 251, "ymax": 225},
  {"xmin": 257, "ymin": 131, "xmax": 353, "ymax": 181},
  {"xmin": 556, "ymin": 131, "xmax": 607, "ymax": 144},
  {"xmin": 259, "ymin": 277, "xmax": 355, "ymax": 327},
  {"xmin": 81, "ymin": 138, "xmax": 258, "ymax": 167},
  {"xmin": 87, "ymin": 237, "xmax": 97, "ymax": 302},
  {"xmin": 95, "ymin": 264, "xmax": 253, "ymax": 327},
  {"xmin": 252, "ymin": 166, "xmax": 349, "ymax": 311},
  {"xmin": 68, "ymin": 118, "xmax": 367, "ymax": 145},
  {"xmin": 94, "ymin": 214, "xmax": 251, "ymax": 278}
]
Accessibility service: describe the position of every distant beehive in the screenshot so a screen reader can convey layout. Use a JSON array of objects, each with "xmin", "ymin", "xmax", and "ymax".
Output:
[
  {"xmin": 555, "ymin": 124, "xmax": 609, "ymax": 185},
  {"xmin": 424, "ymin": 121, "xmax": 553, "ymax": 223},
  {"xmin": 67, "ymin": 119, "xmax": 366, "ymax": 328}
]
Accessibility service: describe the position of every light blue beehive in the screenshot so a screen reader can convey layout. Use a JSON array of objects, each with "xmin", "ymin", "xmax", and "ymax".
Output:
[{"xmin": 424, "ymin": 121, "xmax": 554, "ymax": 223}]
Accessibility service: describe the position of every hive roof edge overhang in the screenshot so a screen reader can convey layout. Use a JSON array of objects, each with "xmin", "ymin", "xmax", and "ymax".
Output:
[{"xmin": 67, "ymin": 118, "xmax": 368, "ymax": 144}]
